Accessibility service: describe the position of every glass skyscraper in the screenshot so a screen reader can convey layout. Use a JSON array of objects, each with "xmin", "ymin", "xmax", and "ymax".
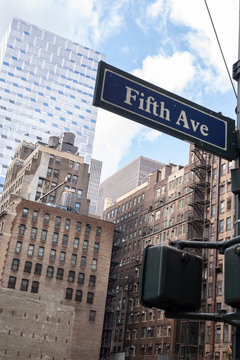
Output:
[{"xmin": 0, "ymin": 18, "xmax": 104, "ymax": 192}]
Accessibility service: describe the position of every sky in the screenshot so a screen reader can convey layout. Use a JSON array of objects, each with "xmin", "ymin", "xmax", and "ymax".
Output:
[{"xmin": 0, "ymin": 0, "xmax": 238, "ymax": 181}]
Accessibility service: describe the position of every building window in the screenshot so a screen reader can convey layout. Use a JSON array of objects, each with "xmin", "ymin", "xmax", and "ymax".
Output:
[
  {"xmin": 223, "ymin": 324, "xmax": 229, "ymax": 342},
  {"xmin": 78, "ymin": 272, "xmax": 85, "ymax": 284},
  {"xmin": 34, "ymin": 263, "xmax": 42, "ymax": 275},
  {"xmin": 216, "ymin": 325, "xmax": 221, "ymax": 343},
  {"xmin": 43, "ymin": 213, "xmax": 50, "ymax": 225},
  {"xmin": 56, "ymin": 268, "xmax": 64, "ymax": 280},
  {"xmin": 38, "ymin": 246, "xmax": 44, "ymax": 258},
  {"xmin": 77, "ymin": 189, "xmax": 82, "ymax": 198},
  {"xmin": 46, "ymin": 266, "xmax": 54, "ymax": 278},
  {"xmin": 41, "ymin": 230, "xmax": 48, "ymax": 241},
  {"xmin": 226, "ymin": 217, "xmax": 232, "ymax": 231},
  {"xmin": 85, "ymin": 224, "xmax": 91, "ymax": 235},
  {"xmin": 22, "ymin": 208, "xmax": 29, "ymax": 219},
  {"xmin": 8, "ymin": 276, "xmax": 16, "ymax": 289},
  {"xmin": 69, "ymin": 160, "xmax": 74, "ymax": 168},
  {"xmin": 55, "ymin": 216, "xmax": 61, "ymax": 227},
  {"xmin": 19, "ymin": 224, "xmax": 26, "ymax": 235},
  {"xmin": 65, "ymin": 288, "xmax": 73, "ymax": 300},
  {"xmin": 15, "ymin": 241, "xmax": 22, "ymax": 253},
  {"xmin": 35, "ymin": 191, "xmax": 41, "ymax": 200},
  {"xmin": 76, "ymin": 222, "xmax": 82, "ymax": 232},
  {"xmin": 52, "ymin": 232, "xmax": 59, "ymax": 244},
  {"xmin": 24, "ymin": 261, "xmax": 32, "ymax": 273},
  {"xmin": 89, "ymin": 275, "xmax": 96, "ymax": 287},
  {"xmin": 60, "ymin": 251, "xmax": 66, "ymax": 262},
  {"xmin": 20, "ymin": 279, "xmax": 29, "ymax": 291},
  {"xmin": 28, "ymin": 244, "xmax": 35, "ymax": 256},
  {"xmin": 75, "ymin": 202, "xmax": 81, "ymax": 212},
  {"xmin": 219, "ymin": 220, "xmax": 224, "ymax": 233},
  {"xmin": 32, "ymin": 210, "xmax": 38, "ymax": 221},
  {"xmin": 73, "ymin": 237, "xmax": 79, "ymax": 248},
  {"xmin": 62, "ymin": 234, "xmax": 68, "ymax": 246},
  {"xmin": 92, "ymin": 259, "xmax": 97, "ymax": 271},
  {"xmin": 53, "ymin": 169, "xmax": 59, "ymax": 178},
  {"xmin": 217, "ymin": 280, "xmax": 222, "ymax": 296},
  {"xmin": 72, "ymin": 175, "xmax": 78, "ymax": 184},
  {"xmin": 31, "ymin": 281, "xmax": 39, "ymax": 293},
  {"xmin": 208, "ymin": 283, "xmax": 212, "ymax": 298},
  {"xmin": 87, "ymin": 292, "xmax": 94, "ymax": 304},
  {"xmin": 75, "ymin": 290, "xmax": 82, "ymax": 302},
  {"xmin": 94, "ymin": 243, "xmax": 99, "ymax": 254},
  {"xmin": 11, "ymin": 258, "xmax": 20, "ymax": 271},
  {"xmin": 80, "ymin": 256, "xmax": 86, "ymax": 267},
  {"xmin": 31, "ymin": 227, "xmax": 37, "ymax": 240},
  {"xmin": 68, "ymin": 271, "xmax": 75, "ymax": 282},
  {"xmin": 96, "ymin": 227, "xmax": 101, "ymax": 237},
  {"xmin": 227, "ymin": 197, "xmax": 232, "ymax": 210},
  {"xmin": 55, "ymin": 156, "xmax": 61, "ymax": 164},
  {"xmin": 220, "ymin": 201, "xmax": 225, "ymax": 214},
  {"xmin": 89, "ymin": 310, "xmax": 96, "ymax": 321},
  {"xmin": 65, "ymin": 219, "xmax": 71, "ymax": 230},
  {"xmin": 47, "ymin": 167, "xmax": 52, "ymax": 177},
  {"xmin": 71, "ymin": 253, "xmax": 77, "ymax": 265},
  {"xmin": 83, "ymin": 240, "xmax": 88, "ymax": 251},
  {"xmin": 50, "ymin": 249, "xmax": 56, "ymax": 261}
]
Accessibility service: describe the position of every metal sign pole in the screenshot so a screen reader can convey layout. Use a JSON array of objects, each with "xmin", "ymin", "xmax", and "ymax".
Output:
[{"xmin": 232, "ymin": 2, "xmax": 240, "ymax": 358}]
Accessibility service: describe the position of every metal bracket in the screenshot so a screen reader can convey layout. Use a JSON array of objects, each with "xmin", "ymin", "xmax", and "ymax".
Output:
[
  {"xmin": 165, "ymin": 310, "xmax": 240, "ymax": 327},
  {"xmin": 169, "ymin": 235, "xmax": 240, "ymax": 254},
  {"xmin": 233, "ymin": 60, "xmax": 240, "ymax": 81}
]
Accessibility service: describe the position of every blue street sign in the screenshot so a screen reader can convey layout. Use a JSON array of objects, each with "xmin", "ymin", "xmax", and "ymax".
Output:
[{"xmin": 93, "ymin": 61, "xmax": 236, "ymax": 160}]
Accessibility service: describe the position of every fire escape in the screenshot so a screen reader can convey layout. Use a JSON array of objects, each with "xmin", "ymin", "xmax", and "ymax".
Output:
[
  {"xmin": 100, "ymin": 230, "xmax": 121, "ymax": 360},
  {"xmin": 175, "ymin": 146, "xmax": 210, "ymax": 360}
]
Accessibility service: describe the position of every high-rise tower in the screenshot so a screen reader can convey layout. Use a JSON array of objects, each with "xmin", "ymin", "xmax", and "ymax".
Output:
[{"xmin": 0, "ymin": 18, "xmax": 104, "ymax": 193}]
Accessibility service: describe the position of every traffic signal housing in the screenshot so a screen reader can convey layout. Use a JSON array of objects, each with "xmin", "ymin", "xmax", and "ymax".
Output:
[
  {"xmin": 225, "ymin": 244, "xmax": 240, "ymax": 308},
  {"xmin": 139, "ymin": 244, "xmax": 202, "ymax": 312}
]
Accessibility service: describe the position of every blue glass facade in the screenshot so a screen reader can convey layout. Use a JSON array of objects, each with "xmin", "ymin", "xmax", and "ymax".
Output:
[{"xmin": 0, "ymin": 18, "xmax": 104, "ymax": 191}]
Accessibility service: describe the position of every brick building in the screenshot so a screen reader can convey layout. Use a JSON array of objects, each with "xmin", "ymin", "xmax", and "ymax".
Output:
[
  {"xmin": 0, "ymin": 194, "xmax": 114, "ymax": 359},
  {"xmin": 0, "ymin": 135, "xmax": 115, "ymax": 360},
  {"xmin": 100, "ymin": 147, "xmax": 234, "ymax": 360}
]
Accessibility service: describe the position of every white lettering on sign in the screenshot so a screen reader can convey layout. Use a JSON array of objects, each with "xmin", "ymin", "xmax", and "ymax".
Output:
[
  {"xmin": 176, "ymin": 110, "xmax": 209, "ymax": 137},
  {"xmin": 124, "ymin": 86, "xmax": 209, "ymax": 137},
  {"xmin": 124, "ymin": 86, "xmax": 170, "ymax": 121}
]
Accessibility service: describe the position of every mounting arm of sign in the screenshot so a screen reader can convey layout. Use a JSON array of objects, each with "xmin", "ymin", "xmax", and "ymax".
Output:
[
  {"xmin": 93, "ymin": 61, "xmax": 236, "ymax": 161},
  {"xmin": 169, "ymin": 235, "xmax": 240, "ymax": 254}
]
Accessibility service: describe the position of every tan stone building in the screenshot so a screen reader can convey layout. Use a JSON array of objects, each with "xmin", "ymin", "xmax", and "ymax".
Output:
[
  {"xmin": 0, "ymin": 135, "xmax": 115, "ymax": 360},
  {"xmin": 1, "ymin": 132, "xmax": 91, "ymax": 215}
]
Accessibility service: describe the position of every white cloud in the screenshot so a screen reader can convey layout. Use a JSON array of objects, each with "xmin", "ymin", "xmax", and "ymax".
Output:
[
  {"xmin": 92, "ymin": 108, "xmax": 143, "ymax": 180},
  {"xmin": 0, "ymin": 0, "xmax": 128, "ymax": 48},
  {"xmin": 146, "ymin": 0, "xmax": 164, "ymax": 19},
  {"xmin": 167, "ymin": 0, "xmax": 238, "ymax": 86},
  {"xmin": 142, "ymin": 129, "xmax": 162, "ymax": 142},
  {"xmin": 133, "ymin": 51, "xmax": 196, "ymax": 94}
]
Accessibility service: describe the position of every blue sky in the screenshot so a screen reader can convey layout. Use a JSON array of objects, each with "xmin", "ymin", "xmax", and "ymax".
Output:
[{"xmin": 0, "ymin": 0, "xmax": 238, "ymax": 180}]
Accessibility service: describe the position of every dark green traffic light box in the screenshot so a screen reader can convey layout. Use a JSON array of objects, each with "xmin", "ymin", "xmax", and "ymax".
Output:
[
  {"xmin": 225, "ymin": 244, "xmax": 240, "ymax": 308},
  {"xmin": 139, "ymin": 245, "xmax": 202, "ymax": 312}
]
